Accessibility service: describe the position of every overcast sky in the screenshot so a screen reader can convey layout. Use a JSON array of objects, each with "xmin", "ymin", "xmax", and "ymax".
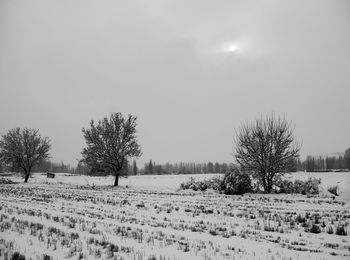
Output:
[{"xmin": 0, "ymin": 0, "xmax": 349, "ymax": 166}]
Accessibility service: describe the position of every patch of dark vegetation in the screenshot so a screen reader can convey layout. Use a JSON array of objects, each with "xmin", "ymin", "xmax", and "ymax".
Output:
[
  {"xmin": 220, "ymin": 168, "xmax": 252, "ymax": 195},
  {"xmin": 180, "ymin": 176, "xmax": 222, "ymax": 192},
  {"xmin": 180, "ymin": 167, "xmax": 252, "ymax": 195},
  {"xmin": 295, "ymin": 214, "xmax": 307, "ymax": 223},
  {"xmin": 276, "ymin": 178, "xmax": 321, "ymax": 195},
  {"xmin": 335, "ymin": 225, "xmax": 347, "ymax": 236},
  {"xmin": 308, "ymin": 224, "xmax": 321, "ymax": 234},
  {"xmin": 0, "ymin": 178, "xmax": 16, "ymax": 184},
  {"xmin": 324, "ymin": 242, "xmax": 339, "ymax": 249},
  {"xmin": 181, "ymin": 170, "xmax": 321, "ymax": 196},
  {"xmin": 10, "ymin": 252, "xmax": 25, "ymax": 260},
  {"xmin": 327, "ymin": 226, "xmax": 334, "ymax": 234}
]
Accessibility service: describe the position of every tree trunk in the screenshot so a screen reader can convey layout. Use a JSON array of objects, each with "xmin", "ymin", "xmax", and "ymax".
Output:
[
  {"xmin": 261, "ymin": 173, "xmax": 268, "ymax": 193},
  {"xmin": 265, "ymin": 172, "xmax": 275, "ymax": 193},
  {"xmin": 265, "ymin": 185, "xmax": 272, "ymax": 193},
  {"xmin": 114, "ymin": 174, "xmax": 119, "ymax": 186},
  {"xmin": 264, "ymin": 179, "xmax": 273, "ymax": 193},
  {"xmin": 24, "ymin": 172, "xmax": 30, "ymax": 183}
]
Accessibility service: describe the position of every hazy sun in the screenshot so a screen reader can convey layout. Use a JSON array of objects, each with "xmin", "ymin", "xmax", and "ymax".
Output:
[{"xmin": 226, "ymin": 44, "xmax": 238, "ymax": 53}]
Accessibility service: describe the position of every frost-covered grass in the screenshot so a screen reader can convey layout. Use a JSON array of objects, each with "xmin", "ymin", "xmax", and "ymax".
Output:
[{"xmin": 0, "ymin": 172, "xmax": 350, "ymax": 260}]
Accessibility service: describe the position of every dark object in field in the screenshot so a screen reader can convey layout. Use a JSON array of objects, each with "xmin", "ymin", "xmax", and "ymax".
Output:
[
  {"xmin": 43, "ymin": 254, "xmax": 53, "ymax": 260},
  {"xmin": 309, "ymin": 224, "xmax": 321, "ymax": 234},
  {"xmin": 46, "ymin": 172, "xmax": 55, "ymax": 178},
  {"xmin": 327, "ymin": 185, "xmax": 339, "ymax": 196},
  {"xmin": 10, "ymin": 252, "xmax": 25, "ymax": 260},
  {"xmin": 335, "ymin": 225, "xmax": 347, "ymax": 236},
  {"xmin": 0, "ymin": 178, "xmax": 15, "ymax": 184}
]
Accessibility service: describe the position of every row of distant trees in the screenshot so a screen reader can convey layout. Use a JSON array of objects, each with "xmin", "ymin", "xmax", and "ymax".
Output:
[
  {"xmin": 0, "ymin": 158, "xmax": 231, "ymax": 176},
  {"xmin": 141, "ymin": 161, "xmax": 231, "ymax": 175},
  {"xmin": 140, "ymin": 153, "xmax": 350, "ymax": 175},
  {"xmin": 1, "ymin": 136, "xmax": 349, "ymax": 179},
  {"xmin": 3, "ymin": 160, "xmax": 75, "ymax": 174},
  {"xmin": 301, "ymin": 151, "xmax": 350, "ymax": 172},
  {"xmin": 1, "ymin": 141, "xmax": 349, "ymax": 179},
  {"xmin": 1, "ymin": 112, "xmax": 349, "ymax": 191},
  {"xmin": 15, "ymin": 150, "xmax": 349, "ymax": 177}
]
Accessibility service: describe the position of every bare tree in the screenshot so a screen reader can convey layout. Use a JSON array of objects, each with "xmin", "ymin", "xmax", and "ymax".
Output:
[
  {"xmin": 233, "ymin": 114, "xmax": 301, "ymax": 193},
  {"xmin": 0, "ymin": 128, "xmax": 51, "ymax": 182},
  {"xmin": 82, "ymin": 113, "xmax": 142, "ymax": 186}
]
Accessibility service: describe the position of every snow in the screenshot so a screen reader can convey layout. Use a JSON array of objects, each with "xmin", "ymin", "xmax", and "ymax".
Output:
[
  {"xmin": 1, "ymin": 172, "xmax": 350, "ymax": 260},
  {"xmin": 286, "ymin": 172, "xmax": 350, "ymax": 202}
]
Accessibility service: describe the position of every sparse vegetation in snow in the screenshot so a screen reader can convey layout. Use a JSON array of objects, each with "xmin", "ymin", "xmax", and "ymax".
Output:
[{"xmin": 0, "ymin": 173, "xmax": 349, "ymax": 260}]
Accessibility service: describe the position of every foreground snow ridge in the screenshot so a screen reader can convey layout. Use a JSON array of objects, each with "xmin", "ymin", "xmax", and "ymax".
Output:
[{"xmin": 0, "ymin": 173, "xmax": 349, "ymax": 260}]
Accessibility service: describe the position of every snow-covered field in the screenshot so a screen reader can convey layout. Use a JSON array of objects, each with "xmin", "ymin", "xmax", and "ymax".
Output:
[
  {"xmin": 4, "ymin": 172, "xmax": 223, "ymax": 190},
  {"xmin": 0, "ymin": 172, "xmax": 349, "ymax": 260}
]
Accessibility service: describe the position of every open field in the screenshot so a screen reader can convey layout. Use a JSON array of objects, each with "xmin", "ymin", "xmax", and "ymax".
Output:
[{"xmin": 0, "ymin": 172, "xmax": 350, "ymax": 260}]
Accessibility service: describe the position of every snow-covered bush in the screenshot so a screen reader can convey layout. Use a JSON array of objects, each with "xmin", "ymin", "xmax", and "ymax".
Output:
[
  {"xmin": 180, "ymin": 177, "xmax": 222, "ymax": 191},
  {"xmin": 275, "ymin": 179, "xmax": 294, "ymax": 193},
  {"xmin": 180, "ymin": 168, "xmax": 253, "ymax": 195},
  {"xmin": 293, "ymin": 178, "xmax": 321, "ymax": 195},
  {"xmin": 221, "ymin": 167, "xmax": 252, "ymax": 195},
  {"xmin": 275, "ymin": 177, "xmax": 321, "ymax": 194}
]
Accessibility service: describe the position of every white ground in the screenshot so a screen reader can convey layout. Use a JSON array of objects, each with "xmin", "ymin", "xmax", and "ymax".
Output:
[
  {"xmin": 286, "ymin": 172, "xmax": 350, "ymax": 202},
  {"xmin": 6, "ymin": 172, "xmax": 223, "ymax": 189},
  {"xmin": 7, "ymin": 171, "xmax": 350, "ymax": 202},
  {"xmin": 0, "ymin": 172, "xmax": 349, "ymax": 260}
]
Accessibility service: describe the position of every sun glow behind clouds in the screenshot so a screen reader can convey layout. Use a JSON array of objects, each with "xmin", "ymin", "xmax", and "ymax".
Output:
[
  {"xmin": 216, "ymin": 37, "xmax": 264, "ymax": 59},
  {"xmin": 226, "ymin": 43, "xmax": 239, "ymax": 53},
  {"xmin": 221, "ymin": 40, "xmax": 249, "ymax": 55}
]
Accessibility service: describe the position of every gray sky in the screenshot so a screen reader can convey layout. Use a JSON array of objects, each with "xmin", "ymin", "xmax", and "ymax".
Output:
[{"xmin": 1, "ymin": 0, "xmax": 349, "ymax": 166}]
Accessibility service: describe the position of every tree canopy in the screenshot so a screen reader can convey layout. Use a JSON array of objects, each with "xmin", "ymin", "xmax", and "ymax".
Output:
[
  {"xmin": 233, "ymin": 114, "xmax": 301, "ymax": 193},
  {"xmin": 82, "ymin": 112, "xmax": 141, "ymax": 186},
  {"xmin": 0, "ymin": 127, "xmax": 51, "ymax": 182}
]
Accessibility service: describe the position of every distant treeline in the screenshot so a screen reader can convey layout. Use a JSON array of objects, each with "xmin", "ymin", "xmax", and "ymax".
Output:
[
  {"xmin": 0, "ymin": 159, "xmax": 234, "ymax": 175},
  {"xmin": 290, "ymin": 147, "xmax": 350, "ymax": 172},
  {"xmin": 140, "ymin": 160, "xmax": 232, "ymax": 175},
  {"xmin": 0, "ymin": 160, "xmax": 76, "ymax": 174},
  {"xmin": 135, "ymin": 156, "xmax": 350, "ymax": 175},
  {"xmin": 300, "ymin": 155, "xmax": 350, "ymax": 172},
  {"xmin": 1, "ymin": 148, "xmax": 349, "ymax": 175}
]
